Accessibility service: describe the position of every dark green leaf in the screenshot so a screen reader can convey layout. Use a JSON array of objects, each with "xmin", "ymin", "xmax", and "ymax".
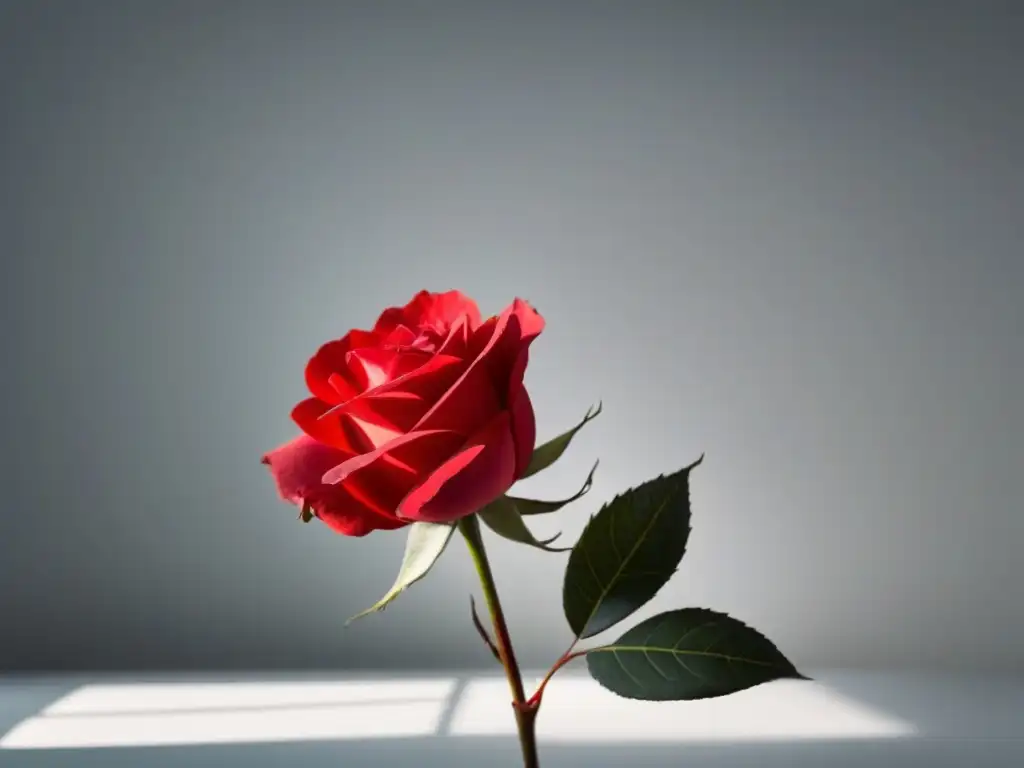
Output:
[
  {"xmin": 523, "ymin": 402, "xmax": 601, "ymax": 479},
  {"xmin": 478, "ymin": 499, "xmax": 570, "ymax": 552},
  {"xmin": 345, "ymin": 522, "xmax": 455, "ymax": 624},
  {"xmin": 586, "ymin": 608, "xmax": 807, "ymax": 700},
  {"xmin": 509, "ymin": 460, "xmax": 598, "ymax": 516},
  {"xmin": 563, "ymin": 454, "xmax": 703, "ymax": 639}
]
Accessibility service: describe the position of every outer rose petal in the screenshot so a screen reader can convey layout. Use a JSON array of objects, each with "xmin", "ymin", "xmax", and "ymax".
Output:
[
  {"xmin": 482, "ymin": 298, "xmax": 545, "ymax": 397},
  {"xmin": 261, "ymin": 434, "xmax": 405, "ymax": 536},
  {"xmin": 412, "ymin": 305, "xmax": 517, "ymax": 434},
  {"xmin": 411, "ymin": 357, "xmax": 503, "ymax": 436},
  {"xmin": 315, "ymin": 494, "xmax": 408, "ymax": 537},
  {"xmin": 407, "ymin": 297, "xmax": 542, "ymax": 460},
  {"xmin": 508, "ymin": 359, "xmax": 537, "ymax": 478},
  {"xmin": 292, "ymin": 397, "xmax": 363, "ymax": 455},
  {"xmin": 321, "ymin": 428, "xmax": 466, "ymax": 498},
  {"xmin": 510, "ymin": 298, "xmax": 545, "ymax": 342},
  {"xmin": 397, "ymin": 411, "xmax": 518, "ymax": 524}
]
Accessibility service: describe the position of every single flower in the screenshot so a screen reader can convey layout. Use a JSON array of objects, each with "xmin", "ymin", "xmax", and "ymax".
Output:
[{"xmin": 262, "ymin": 290, "xmax": 544, "ymax": 535}]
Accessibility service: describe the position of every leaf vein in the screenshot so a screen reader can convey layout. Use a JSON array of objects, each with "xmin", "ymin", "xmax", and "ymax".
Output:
[
  {"xmin": 578, "ymin": 480, "xmax": 682, "ymax": 636},
  {"xmin": 597, "ymin": 645, "xmax": 779, "ymax": 668},
  {"xmin": 642, "ymin": 648, "xmax": 673, "ymax": 682},
  {"xmin": 672, "ymin": 620, "xmax": 715, "ymax": 651},
  {"xmin": 612, "ymin": 649, "xmax": 646, "ymax": 690}
]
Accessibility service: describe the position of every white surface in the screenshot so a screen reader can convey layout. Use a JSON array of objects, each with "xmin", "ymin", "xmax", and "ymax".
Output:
[
  {"xmin": 451, "ymin": 677, "xmax": 913, "ymax": 743},
  {"xmin": 4, "ymin": 679, "xmax": 457, "ymax": 749},
  {"xmin": 0, "ymin": 670, "xmax": 1021, "ymax": 767}
]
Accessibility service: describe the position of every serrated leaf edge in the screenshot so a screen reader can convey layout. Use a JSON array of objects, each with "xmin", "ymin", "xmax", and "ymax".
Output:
[
  {"xmin": 568, "ymin": 454, "xmax": 704, "ymax": 639},
  {"xmin": 584, "ymin": 606, "xmax": 809, "ymax": 700}
]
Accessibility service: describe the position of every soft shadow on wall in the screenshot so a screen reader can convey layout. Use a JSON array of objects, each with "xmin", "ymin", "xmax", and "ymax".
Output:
[{"xmin": 0, "ymin": 0, "xmax": 1020, "ymax": 676}]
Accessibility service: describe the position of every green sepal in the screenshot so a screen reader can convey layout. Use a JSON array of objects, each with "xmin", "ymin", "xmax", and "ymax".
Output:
[
  {"xmin": 523, "ymin": 402, "xmax": 601, "ymax": 479},
  {"xmin": 478, "ymin": 499, "xmax": 570, "ymax": 552},
  {"xmin": 510, "ymin": 460, "xmax": 598, "ymax": 516},
  {"xmin": 345, "ymin": 522, "xmax": 455, "ymax": 624}
]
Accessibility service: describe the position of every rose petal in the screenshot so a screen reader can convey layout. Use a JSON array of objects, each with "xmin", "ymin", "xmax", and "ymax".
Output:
[
  {"xmin": 465, "ymin": 314, "xmax": 498, "ymax": 361},
  {"xmin": 507, "ymin": 352, "xmax": 537, "ymax": 478},
  {"xmin": 382, "ymin": 324, "xmax": 418, "ymax": 347},
  {"xmin": 291, "ymin": 398, "xmax": 364, "ymax": 455},
  {"xmin": 397, "ymin": 411, "xmax": 518, "ymax": 524},
  {"xmin": 262, "ymin": 434, "xmax": 349, "ymax": 505},
  {"xmin": 346, "ymin": 347, "xmax": 398, "ymax": 392},
  {"xmin": 372, "ymin": 299, "xmax": 422, "ymax": 336},
  {"xmin": 304, "ymin": 330, "xmax": 379, "ymax": 405},
  {"xmin": 485, "ymin": 299, "xmax": 545, "ymax": 399},
  {"xmin": 419, "ymin": 290, "xmax": 483, "ymax": 331},
  {"xmin": 313, "ymin": 492, "xmax": 409, "ymax": 537},
  {"xmin": 321, "ymin": 429, "xmax": 457, "ymax": 485},
  {"xmin": 375, "ymin": 290, "xmax": 483, "ymax": 335},
  {"xmin": 412, "ymin": 358, "xmax": 503, "ymax": 436},
  {"xmin": 261, "ymin": 434, "xmax": 404, "ymax": 536},
  {"xmin": 434, "ymin": 313, "xmax": 472, "ymax": 358},
  {"xmin": 513, "ymin": 298, "xmax": 545, "ymax": 341},
  {"xmin": 410, "ymin": 298, "xmax": 543, "ymax": 440},
  {"xmin": 412, "ymin": 310, "xmax": 513, "ymax": 433},
  {"xmin": 344, "ymin": 413, "xmax": 405, "ymax": 452},
  {"xmin": 346, "ymin": 346, "xmax": 431, "ymax": 392},
  {"xmin": 323, "ymin": 429, "xmax": 467, "ymax": 514},
  {"xmin": 301, "ymin": 354, "xmax": 466, "ymax": 451}
]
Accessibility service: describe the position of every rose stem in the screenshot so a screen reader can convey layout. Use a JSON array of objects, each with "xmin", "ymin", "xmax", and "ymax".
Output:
[{"xmin": 458, "ymin": 514, "xmax": 541, "ymax": 768}]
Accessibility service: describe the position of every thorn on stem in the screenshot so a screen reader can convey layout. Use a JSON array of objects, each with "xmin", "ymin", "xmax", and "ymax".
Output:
[{"xmin": 470, "ymin": 595, "xmax": 502, "ymax": 663}]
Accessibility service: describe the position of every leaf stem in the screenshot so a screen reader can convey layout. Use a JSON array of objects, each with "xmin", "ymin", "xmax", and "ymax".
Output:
[
  {"xmin": 528, "ymin": 646, "xmax": 587, "ymax": 707},
  {"xmin": 459, "ymin": 515, "xmax": 540, "ymax": 768}
]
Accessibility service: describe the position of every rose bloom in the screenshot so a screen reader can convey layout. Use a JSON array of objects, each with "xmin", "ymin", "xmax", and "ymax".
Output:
[{"xmin": 262, "ymin": 290, "xmax": 544, "ymax": 536}]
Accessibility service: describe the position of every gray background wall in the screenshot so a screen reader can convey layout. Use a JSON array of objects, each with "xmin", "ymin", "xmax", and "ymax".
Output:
[{"xmin": 1, "ymin": 1, "xmax": 1020, "ymax": 675}]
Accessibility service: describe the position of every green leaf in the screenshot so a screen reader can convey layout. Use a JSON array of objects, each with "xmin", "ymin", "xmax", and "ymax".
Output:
[
  {"xmin": 523, "ymin": 402, "xmax": 601, "ymax": 479},
  {"xmin": 345, "ymin": 522, "xmax": 455, "ymax": 624},
  {"xmin": 586, "ymin": 608, "xmax": 807, "ymax": 700},
  {"xmin": 509, "ymin": 460, "xmax": 599, "ymax": 516},
  {"xmin": 478, "ymin": 498, "xmax": 570, "ymax": 552},
  {"xmin": 563, "ymin": 454, "xmax": 703, "ymax": 639}
]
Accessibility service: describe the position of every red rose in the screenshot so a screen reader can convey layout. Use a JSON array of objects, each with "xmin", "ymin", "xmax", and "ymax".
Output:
[{"xmin": 262, "ymin": 290, "xmax": 544, "ymax": 536}]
